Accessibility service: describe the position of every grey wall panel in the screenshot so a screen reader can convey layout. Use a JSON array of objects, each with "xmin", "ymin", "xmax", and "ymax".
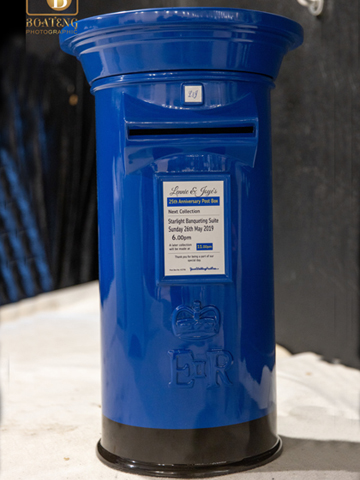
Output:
[{"xmin": 25, "ymin": 0, "xmax": 360, "ymax": 367}]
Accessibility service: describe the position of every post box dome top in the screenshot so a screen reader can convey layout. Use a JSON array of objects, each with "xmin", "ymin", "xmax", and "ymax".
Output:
[{"xmin": 60, "ymin": 8, "xmax": 303, "ymax": 85}]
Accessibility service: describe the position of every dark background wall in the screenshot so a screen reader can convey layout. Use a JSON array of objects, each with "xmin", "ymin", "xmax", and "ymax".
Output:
[{"xmin": 8, "ymin": 0, "xmax": 360, "ymax": 368}]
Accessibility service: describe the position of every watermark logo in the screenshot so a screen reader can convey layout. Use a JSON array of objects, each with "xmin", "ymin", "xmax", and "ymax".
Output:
[{"xmin": 26, "ymin": 0, "xmax": 78, "ymax": 35}]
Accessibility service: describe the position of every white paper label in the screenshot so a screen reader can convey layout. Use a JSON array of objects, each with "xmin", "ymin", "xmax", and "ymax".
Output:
[
  {"xmin": 163, "ymin": 180, "xmax": 225, "ymax": 276},
  {"xmin": 183, "ymin": 85, "xmax": 203, "ymax": 103}
]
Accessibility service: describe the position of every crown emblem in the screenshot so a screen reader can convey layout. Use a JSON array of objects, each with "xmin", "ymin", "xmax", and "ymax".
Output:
[{"xmin": 172, "ymin": 301, "xmax": 220, "ymax": 341}]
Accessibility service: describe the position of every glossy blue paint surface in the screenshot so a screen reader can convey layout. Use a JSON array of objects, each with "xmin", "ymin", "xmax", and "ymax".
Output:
[
  {"xmin": 60, "ymin": 8, "xmax": 303, "ymax": 84},
  {"xmin": 60, "ymin": 9, "xmax": 303, "ymax": 430}
]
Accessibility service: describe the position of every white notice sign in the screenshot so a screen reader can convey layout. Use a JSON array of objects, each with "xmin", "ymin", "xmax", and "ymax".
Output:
[{"xmin": 163, "ymin": 180, "xmax": 225, "ymax": 276}]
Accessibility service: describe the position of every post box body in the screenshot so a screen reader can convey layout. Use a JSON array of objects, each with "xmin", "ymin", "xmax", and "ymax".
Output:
[{"xmin": 60, "ymin": 8, "xmax": 303, "ymax": 476}]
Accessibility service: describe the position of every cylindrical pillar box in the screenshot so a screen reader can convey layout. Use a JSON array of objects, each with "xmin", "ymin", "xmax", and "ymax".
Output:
[{"xmin": 60, "ymin": 8, "xmax": 303, "ymax": 477}]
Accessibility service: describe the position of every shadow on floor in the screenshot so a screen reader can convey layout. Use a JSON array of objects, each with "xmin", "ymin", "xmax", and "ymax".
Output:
[{"xmin": 256, "ymin": 436, "xmax": 360, "ymax": 473}]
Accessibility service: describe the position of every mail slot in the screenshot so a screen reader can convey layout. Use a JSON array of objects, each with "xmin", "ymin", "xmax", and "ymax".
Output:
[{"xmin": 60, "ymin": 8, "xmax": 303, "ymax": 477}]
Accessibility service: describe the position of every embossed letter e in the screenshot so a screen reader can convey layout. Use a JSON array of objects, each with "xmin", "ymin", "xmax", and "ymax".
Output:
[{"xmin": 168, "ymin": 349, "xmax": 233, "ymax": 388}]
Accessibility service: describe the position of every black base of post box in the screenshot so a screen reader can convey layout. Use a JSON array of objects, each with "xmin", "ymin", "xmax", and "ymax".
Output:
[{"xmin": 96, "ymin": 412, "xmax": 281, "ymax": 477}]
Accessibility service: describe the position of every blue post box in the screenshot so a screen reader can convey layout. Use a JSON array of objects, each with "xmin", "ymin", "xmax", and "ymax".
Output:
[{"xmin": 60, "ymin": 8, "xmax": 303, "ymax": 476}]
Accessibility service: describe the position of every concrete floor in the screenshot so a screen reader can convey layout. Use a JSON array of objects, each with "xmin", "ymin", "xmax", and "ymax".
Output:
[{"xmin": 1, "ymin": 282, "xmax": 360, "ymax": 479}]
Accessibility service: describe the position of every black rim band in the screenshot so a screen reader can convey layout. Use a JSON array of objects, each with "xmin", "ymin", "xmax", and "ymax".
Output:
[
  {"xmin": 98, "ymin": 412, "xmax": 279, "ymax": 475},
  {"xmin": 97, "ymin": 437, "xmax": 282, "ymax": 477}
]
